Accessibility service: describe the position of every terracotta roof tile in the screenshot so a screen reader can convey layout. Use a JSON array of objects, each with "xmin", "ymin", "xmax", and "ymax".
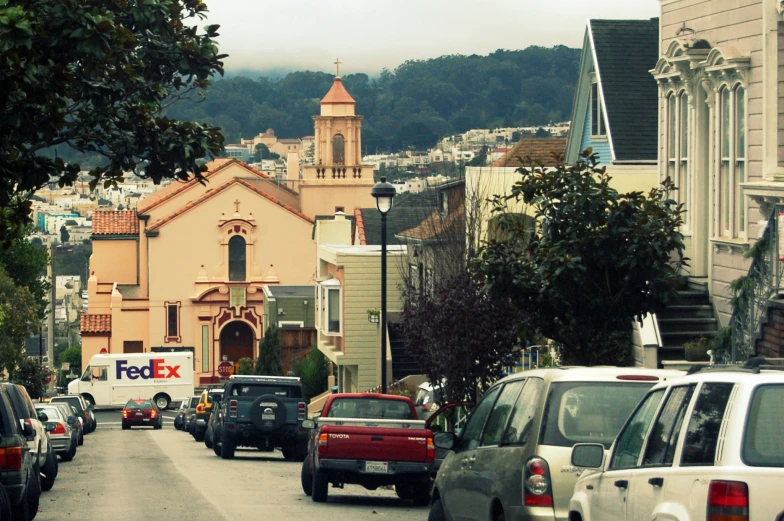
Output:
[
  {"xmin": 353, "ymin": 207, "xmax": 366, "ymax": 245},
  {"xmin": 92, "ymin": 211, "xmax": 139, "ymax": 236},
  {"xmin": 492, "ymin": 138, "xmax": 567, "ymax": 168},
  {"xmin": 146, "ymin": 178, "xmax": 313, "ymax": 232},
  {"xmin": 321, "ymin": 77, "xmax": 356, "ymax": 105},
  {"xmin": 80, "ymin": 314, "xmax": 111, "ymax": 334}
]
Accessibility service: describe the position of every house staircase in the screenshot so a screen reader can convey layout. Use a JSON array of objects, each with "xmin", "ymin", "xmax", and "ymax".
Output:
[
  {"xmin": 388, "ymin": 322, "xmax": 421, "ymax": 380},
  {"xmin": 656, "ymin": 279, "xmax": 719, "ymax": 362}
]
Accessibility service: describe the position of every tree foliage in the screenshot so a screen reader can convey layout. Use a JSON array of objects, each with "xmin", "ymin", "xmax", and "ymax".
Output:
[
  {"xmin": 0, "ymin": 231, "xmax": 49, "ymax": 318},
  {"xmin": 12, "ymin": 356, "xmax": 51, "ymax": 400},
  {"xmin": 0, "ymin": 0, "xmax": 227, "ymax": 248},
  {"xmin": 59, "ymin": 344, "xmax": 82, "ymax": 370},
  {"xmin": 164, "ymin": 47, "xmax": 580, "ymax": 151},
  {"xmin": 290, "ymin": 348, "xmax": 330, "ymax": 400},
  {"xmin": 474, "ymin": 150, "xmax": 687, "ymax": 366},
  {"xmin": 255, "ymin": 326, "xmax": 282, "ymax": 376},
  {"xmin": 0, "ymin": 267, "xmax": 40, "ymax": 377}
]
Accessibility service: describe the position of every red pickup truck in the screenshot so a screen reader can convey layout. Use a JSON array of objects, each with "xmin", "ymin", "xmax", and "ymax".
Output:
[{"xmin": 300, "ymin": 393, "xmax": 434, "ymax": 505}]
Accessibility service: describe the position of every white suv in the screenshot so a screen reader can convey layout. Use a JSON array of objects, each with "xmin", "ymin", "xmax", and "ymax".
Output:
[{"xmin": 568, "ymin": 361, "xmax": 784, "ymax": 521}]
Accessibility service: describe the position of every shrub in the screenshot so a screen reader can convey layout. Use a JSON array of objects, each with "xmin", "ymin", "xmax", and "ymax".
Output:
[{"xmin": 290, "ymin": 348, "xmax": 330, "ymax": 400}]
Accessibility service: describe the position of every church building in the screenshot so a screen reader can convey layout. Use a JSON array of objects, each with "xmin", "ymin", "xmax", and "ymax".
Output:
[{"xmin": 80, "ymin": 73, "xmax": 375, "ymax": 385}]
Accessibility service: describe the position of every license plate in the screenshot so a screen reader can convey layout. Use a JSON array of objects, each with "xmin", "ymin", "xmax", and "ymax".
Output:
[
  {"xmin": 135, "ymin": 413, "xmax": 143, "ymax": 417},
  {"xmin": 364, "ymin": 461, "xmax": 388, "ymax": 474},
  {"xmin": 143, "ymin": 418, "xmax": 149, "ymax": 422},
  {"xmin": 262, "ymin": 413, "xmax": 275, "ymax": 420}
]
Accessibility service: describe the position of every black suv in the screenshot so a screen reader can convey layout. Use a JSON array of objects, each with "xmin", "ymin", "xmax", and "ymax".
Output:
[
  {"xmin": 0, "ymin": 385, "xmax": 40, "ymax": 520},
  {"xmin": 213, "ymin": 375, "xmax": 309, "ymax": 461}
]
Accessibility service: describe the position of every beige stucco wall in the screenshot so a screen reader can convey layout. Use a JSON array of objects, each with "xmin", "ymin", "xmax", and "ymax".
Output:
[
  {"xmin": 299, "ymin": 182, "xmax": 376, "ymax": 218},
  {"xmin": 90, "ymin": 240, "xmax": 138, "ymax": 285}
]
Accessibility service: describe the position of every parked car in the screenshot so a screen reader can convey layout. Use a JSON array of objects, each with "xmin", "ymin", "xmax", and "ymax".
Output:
[
  {"xmin": 174, "ymin": 400, "xmax": 188, "ymax": 431},
  {"xmin": 50, "ymin": 395, "xmax": 95, "ymax": 433},
  {"xmin": 2, "ymin": 383, "xmax": 53, "ymax": 479},
  {"xmin": 568, "ymin": 361, "xmax": 784, "ymax": 521},
  {"xmin": 192, "ymin": 387, "xmax": 224, "ymax": 442},
  {"xmin": 204, "ymin": 399, "xmax": 222, "ymax": 449},
  {"xmin": 428, "ymin": 366, "xmax": 683, "ymax": 521},
  {"xmin": 212, "ymin": 375, "xmax": 308, "ymax": 460},
  {"xmin": 36, "ymin": 405, "xmax": 77, "ymax": 463},
  {"xmin": 183, "ymin": 395, "xmax": 200, "ymax": 433},
  {"xmin": 51, "ymin": 403, "xmax": 84, "ymax": 446},
  {"xmin": 121, "ymin": 399, "xmax": 163, "ymax": 430},
  {"xmin": 0, "ymin": 384, "xmax": 40, "ymax": 521},
  {"xmin": 414, "ymin": 380, "xmax": 444, "ymax": 420},
  {"xmin": 301, "ymin": 393, "xmax": 434, "ymax": 505}
]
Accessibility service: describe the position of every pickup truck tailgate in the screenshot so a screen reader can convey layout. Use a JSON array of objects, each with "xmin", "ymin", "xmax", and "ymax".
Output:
[{"xmin": 319, "ymin": 420, "xmax": 431, "ymax": 462}]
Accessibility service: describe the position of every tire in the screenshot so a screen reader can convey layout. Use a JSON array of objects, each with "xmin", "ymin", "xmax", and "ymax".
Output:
[
  {"xmin": 122, "ymin": 424, "xmax": 130, "ymax": 431},
  {"xmin": 300, "ymin": 459, "xmax": 313, "ymax": 496},
  {"xmin": 413, "ymin": 485, "xmax": 430, "ymax": 507},
  {"xmin": 220, "ymin": 437, "xmax": 235, "ymax": 459},
  {"xmin": 311, "ymin": 469, "xmax": 329, "ymax": 503},
  {"xmin": 153, "ymin": 394, "xmax": 170, "ymax": 411},
  {"xmin": 494, "ymin": 511, "xmax": 505, "ymax": 521},
  {"xmin": 26, "ymin": 465, "xmax": 41, "ymax": 521},
  {"xmin": 77, "ymin": 432, "xmax": 84, "ymax": 446},
  {"xmin": 249, "ymin": 395, "xmax": 287, "ymax": 431},
  {"xmin": 212, "ymin": 439, "xmax": 221, "ymax": 457},
  {"xmin": 294, "ymin": 442, "xmax": 308, "ymax": 462},
  {"xmin": 282, "ymin": 447, "xmax": 295, "ymax": 461},
  {"xmin": 60, "ymin": 447, "xmax": 73, "ymax": 463},
  {"xmin": 40, "ymin": 450, "xmax": 57, "ymax": 492},
  {"xmin": 0, "ymin": 483, "xmax": 12, "ymax": 521},
  {"xmin": 428, "ymin": 497, "xmax": 446, "ymax": 521},
  {"xmin": 193, "ymin": 431, "xmax": 204, "ymax": 442},
  {"xmin": 11, "ymin": 487, "xmax": 28, "ymax": 521},
  {"xmin": 395, "ymin": 483, "xmax": 414, "ymax": 501}
]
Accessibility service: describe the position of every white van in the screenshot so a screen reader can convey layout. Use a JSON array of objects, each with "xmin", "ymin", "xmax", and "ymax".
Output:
[{"xmin": 67, "ymin": 352, "xmax": 194, "ymax": 410}]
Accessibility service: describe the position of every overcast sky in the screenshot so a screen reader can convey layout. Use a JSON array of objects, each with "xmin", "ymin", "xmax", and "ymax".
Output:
[{"xmin": 205, "ymin": 0, "xmax": 660, "ymax": 75}]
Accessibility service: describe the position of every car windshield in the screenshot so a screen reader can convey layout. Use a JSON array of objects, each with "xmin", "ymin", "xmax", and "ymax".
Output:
[
  {"xmin": 743, "ymin": 384, "xmax": 784, "ymax": 467},
  {"xmin": 326, "ymin": 398, "xmax": 414, "ymax": 420},
  {"xmin": 189, "ymin": 397, "xmax": 199, "ymax": 407},
  {"xmin": 229, "ymin": 385, "xmax": 302, "ymax": 399},
  {"xmin": 540, "ymin": 382, "xmax": 653, "ymax": 449},
  {"xmin": 125, "ymin": 400, "xmax": 153, "ymax": 410}
]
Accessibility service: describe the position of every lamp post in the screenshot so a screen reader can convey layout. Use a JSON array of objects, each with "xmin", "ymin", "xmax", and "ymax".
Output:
[{"xmin": 371, "ymin": 176, "xmax": 396, "ymax": 394}]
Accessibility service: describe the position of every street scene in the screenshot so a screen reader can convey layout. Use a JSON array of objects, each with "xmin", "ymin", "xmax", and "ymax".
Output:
[{"xmin": 1, "ymin": 0, "xmax": 784, "ymax": 520}]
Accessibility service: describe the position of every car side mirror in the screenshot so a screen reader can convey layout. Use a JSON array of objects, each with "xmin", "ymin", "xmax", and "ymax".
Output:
[
  {"xmin": 571, "ymin": 443, "xmax": 605, "ymax": 469},
  {"xmin": 21, "ymin": 422, "xmax": 33, "ymax": 437},
  {"xmin": 37, "ymin": 411, "xmax": 49, "ymax": 422},
  {"xmin": 433, "ymin": 431, "xmax": 456, "ymax": 451},
  {"xmin": 67, "ymin": 417, "xmax": 76, "ymax": 425},
  {"xmin": 301, "ymin": 419, "xmax": 315, "ymax": 429},
  {"xmin": 45, "ymin": 422, "xmax": 57, "ymax": 433}
]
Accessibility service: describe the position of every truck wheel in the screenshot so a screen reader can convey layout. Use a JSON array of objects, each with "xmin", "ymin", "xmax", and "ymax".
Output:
[
  {"xmin": 311, "ymin": 469, "xmax": 329, "ymax": 503},
  {"xmin": 428, "ymin": 497, "xmax": 446, "ymax": 521},
  {"xmin": 395, "ymin": 483, "xmax": 414, "ymax": 501},
  {"xmin": 295, "ymin": 441, "xmax": 308, "ymax": 462},
  {"xmin": 220, "ymin": 437, "xmax": 235, "ymax": 460},
  {"xmin": 282, "ymin": 447, "xmax": 295, "ymax": 460},
  {"xmin": 249, "ymin": 395, "xmax": 287, "ymax": 431},
  {"xmin": 300, "ymin": 459, "xmax": 313, "ymax": 496},
  {"xmin": 412, "ymin": 485, "xmax": 430, "ymax": 506},
  {"xmin": 153, "ymin": 394, "xmax": 170, "ymax": 411}
]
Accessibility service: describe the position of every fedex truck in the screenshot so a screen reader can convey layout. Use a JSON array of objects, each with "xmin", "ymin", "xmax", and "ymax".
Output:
[{"xmin": 67, "ymin": 352, "xmax": 194, "ymax": 410}]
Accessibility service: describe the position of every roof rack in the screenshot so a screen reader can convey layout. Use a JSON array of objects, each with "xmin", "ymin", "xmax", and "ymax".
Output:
[
  {"xmin": 228, "ymin": 375, "xmax": 301, "ymax": 384},
  {"xmin": 686, "ymin": 357, "xmax": 784, "ymax": 375}
]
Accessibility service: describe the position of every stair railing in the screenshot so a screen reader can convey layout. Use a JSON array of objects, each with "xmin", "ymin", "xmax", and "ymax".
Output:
[{"xmin": 729, "ymin": 207, "xmax": 784, "ymax": 363}]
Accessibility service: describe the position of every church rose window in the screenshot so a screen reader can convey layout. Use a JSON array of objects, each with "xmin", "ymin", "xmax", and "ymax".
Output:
[
  {"xmin": 333, "ymin": 134, "xmax": 345, "ymax": 165},
  {"xmin": 228, "ymin": 235, "xmax": 246, "ymax": 281}
]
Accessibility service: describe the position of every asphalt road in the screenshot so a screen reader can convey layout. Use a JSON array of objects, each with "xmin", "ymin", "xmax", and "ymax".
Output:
[{"xmin": 35, "ymin": 409, "xmax": 429, "ymax": 521}]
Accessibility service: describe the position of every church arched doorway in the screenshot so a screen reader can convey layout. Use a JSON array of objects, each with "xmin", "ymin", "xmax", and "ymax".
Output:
[{"xmin": 219, "ymin": 321, "xmax": 255, "ymax": 364}]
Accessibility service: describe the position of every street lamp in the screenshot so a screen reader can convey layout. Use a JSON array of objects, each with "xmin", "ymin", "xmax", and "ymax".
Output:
[{"xmin": 371, "ymin": 176, "xmax": 396, "ymax": 394}]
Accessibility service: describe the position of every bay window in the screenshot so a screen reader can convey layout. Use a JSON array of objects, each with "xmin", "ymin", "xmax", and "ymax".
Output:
[{"xmin": 318, "ymin": 280, "xmax": 342, "ymax": 336}]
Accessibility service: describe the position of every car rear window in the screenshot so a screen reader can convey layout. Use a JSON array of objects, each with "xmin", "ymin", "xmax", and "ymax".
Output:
[
  {"xmin": 52, "ymin": 397, "xmax": 83, "ymax": 413},
  {"xmin": 37, "ymin": 407, "xmax": 63, "ymax": 421},
  {"xmin": 743, "ymin": 384, "xmax": 784, "ymax": 467},
  {"xmin": 125, "ymin": 400, "xmax": 153, "ymax": 410},
  {"xmin": 326, "ymin": 398, "xmax": 413, "ymax": 420},
  {"xmin": 540, "ymin": 382, "xmax": 653, "ymax": 449},
  {"xmin": 229, "ymin": 385, "xmax": 302, "ymax": 399}
]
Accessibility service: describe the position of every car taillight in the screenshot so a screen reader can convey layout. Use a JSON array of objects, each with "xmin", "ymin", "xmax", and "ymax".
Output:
[
  {"xmin": 707, "ymin": 480, "xmax": 748, "ymax": 521},
  {"xmin": 50, "ymin": 423, "xmax": 66, "ymax": 435},
  {"xmin": 524, "ymin": 457, "xmax": 553, "ymax": 507},
  {"xmin": 150, "ymin": 410, "xmax": 157, "ymax": 418},
  {"xmin": 426, "ymin": 436, "xmax": 435, "ymax": 463},
  {"xmin": 298, "ymin": 402, "xmax": 306, "ymax": 421},
  {"xmin": 229, "ymin": 400, "xmax": 238, "ymax": 418},
  {"xmin": 0, "ymin": 447, "xmax": 23, "ymax": 470},
  {"xmin": 196, "ymin": 404, "xmax": 205, "ymax": 414},
  {"xmin": 317, "ymin": 433, "xmax": 328, "ymax": 457},
  {"xmin": 122, "ymin": 409, "xmax": 128, "ymax": 418}
]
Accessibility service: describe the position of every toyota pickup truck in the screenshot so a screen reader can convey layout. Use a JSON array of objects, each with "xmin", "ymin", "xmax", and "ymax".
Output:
[{"xmin": 300, "ymin": 393, "xmax": 434, "ymax": 505}]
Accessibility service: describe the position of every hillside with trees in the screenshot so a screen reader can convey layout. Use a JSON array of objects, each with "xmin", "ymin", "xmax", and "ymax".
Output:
[{"xmin": 166, "ymin": 46, "xmax": 580, "ymax": 151}]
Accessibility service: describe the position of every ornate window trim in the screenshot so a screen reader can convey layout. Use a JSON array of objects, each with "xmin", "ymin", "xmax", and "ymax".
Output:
[{"xmin": 215, "ymin": 212, "xmax": 262, "ymax": 282}]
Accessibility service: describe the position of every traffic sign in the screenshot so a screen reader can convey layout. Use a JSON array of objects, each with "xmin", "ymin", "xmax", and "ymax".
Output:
[{"xmin": 217, "ymin": 361, "xmax": 233, "ymax": 377}]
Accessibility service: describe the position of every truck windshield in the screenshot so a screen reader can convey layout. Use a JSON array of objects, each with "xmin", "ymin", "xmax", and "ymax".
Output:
[
  {"xmin": 230, "ymin": 385, "xmax": 302, "ymax": 399},
  {"xmin": 327, "ymin": 398, "xmax": 413, "ymax": 420}
]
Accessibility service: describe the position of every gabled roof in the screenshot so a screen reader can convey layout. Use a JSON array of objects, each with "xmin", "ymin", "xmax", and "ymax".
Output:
[
  {"xmin": 492, "ymin": 138, "xmax": 567, "ymax": 167},
  {"xmin": 396, "ymin": 206, "xmax": 465, "ymax": 243},
  {"xmin": 80, "ymin": 314, "xmax": 111, "ymax": 334},
  {"xmin": 92, "ymin": 210, "xmax": 139, "ymax": 236},
  {"xmin": 137, "ymin": 158, "xmax": 271, "ymax": 214},
  {"xmin": 357, "ymin": 208, "xmax": 431, "ymax": 246},
  {"xmin": 321, "ymin": 77, "xmax": 356, "ymax": 105},
  {"xmin": 146, "ymin": 178, "xmax": 313, "ymax": 232}
]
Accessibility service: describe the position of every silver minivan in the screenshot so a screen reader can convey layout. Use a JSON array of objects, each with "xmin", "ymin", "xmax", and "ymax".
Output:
[{"xmin": 428, "ymin": 367, "xmax": 683, "ymax": 521}]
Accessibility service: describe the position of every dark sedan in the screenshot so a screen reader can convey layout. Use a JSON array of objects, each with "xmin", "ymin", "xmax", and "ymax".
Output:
[{"xmin": 122, "ymin": 399, "xmax": 163, "ymax": 430}]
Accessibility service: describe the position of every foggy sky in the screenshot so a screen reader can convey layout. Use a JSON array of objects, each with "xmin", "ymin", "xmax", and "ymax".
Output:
[{"xmin": 204, "ymin": 0, "xmax": 660, "ymax": 74}]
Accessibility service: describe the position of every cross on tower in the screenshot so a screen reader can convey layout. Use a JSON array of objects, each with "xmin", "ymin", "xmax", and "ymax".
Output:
[
  {"xmin": 233, "ymin": 199, "xmax": 241, "ymax": 212},
  {"xmin": 334, "ymin": 58, "xmax": 342, "ymax": 77}
]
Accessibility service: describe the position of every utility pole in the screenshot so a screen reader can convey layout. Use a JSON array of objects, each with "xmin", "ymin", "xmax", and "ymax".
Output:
[{"xmin": 47, "ymin": 238, "xmax": 56, "ymax": 395}]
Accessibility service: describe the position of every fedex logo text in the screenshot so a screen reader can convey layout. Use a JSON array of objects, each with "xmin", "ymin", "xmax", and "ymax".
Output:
[{"xmin": 116, "ymin": 359, "xmax": 181, "ymax": 380}]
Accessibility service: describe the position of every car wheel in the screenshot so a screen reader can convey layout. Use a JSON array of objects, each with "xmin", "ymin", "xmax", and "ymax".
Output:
[
  {"xmin": 0, "ymin": 482, "xmax": 12, "ymax": 521},
  {"xmin": 59, "ymin": 448, "xmax": 73, "ymax": 463},
  {"xmin": 311, "ymin": 469, "xmax": 329, "ymax": 503},
  {"xmin": 220, "ymin": 437, "xmax": 235, "ymax": 459},
  {"xmin": 193, "ymin": 430, "xmax": 204, "ymax": 442},
  {"xmin": 78, "ymin": 432, "xmax": 84, "ymax": 446},
  {"xmin": 395, "ymin": 483, "xmax": 414, "ymax": 501},
  {"xmin": 40, "ymin": 449, "xmax": 57, "ymax": 492},
  {"xmin": 412, "ymin": 485, "xmax": 430, "ymax": 507},
  {"xmin": 26, "ymin": 465, "xmax": 41, "ymax": 521},
  {"xmin": 122, "ymin": 423, "xmax": 130, "ymax": 430},
  {"xmin": 281, "ymin": 446, "xmax": 295, "ymax": 460},
  {"xmin": 428, "ymin": 497, "xmax": 446, "ymax": 521},
  {"xmin": 11, "ymin": 486, "xmax": 29, "ymax": 521},
  {"xmin": 494, "ymin": 510, "xmax": 505, "ymax": 521},
  {"xmin": 300, "ymin": 459, "xmax": 313, "ymax": 496}
]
